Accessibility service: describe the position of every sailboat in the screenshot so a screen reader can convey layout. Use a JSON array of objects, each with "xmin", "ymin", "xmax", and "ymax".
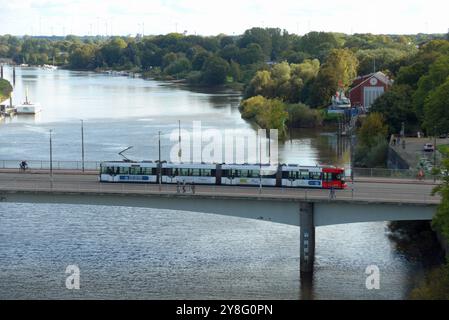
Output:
[{"xmin": 15, "ymin": 88, "xmax": 42, "ymax": 114}]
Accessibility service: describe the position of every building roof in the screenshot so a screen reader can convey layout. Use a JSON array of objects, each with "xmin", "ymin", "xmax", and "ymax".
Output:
[{"xmin": 349, "ymin": 71, "xmax": 393, "ymax": 93}]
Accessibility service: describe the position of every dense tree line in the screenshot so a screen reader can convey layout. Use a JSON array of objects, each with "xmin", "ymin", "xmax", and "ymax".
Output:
[
  {"xmin": 371, "ymin": 39, "xmax": 449, "ymax": 136},
  {"xmin": 1, "ymin": 30, "xmax": 442, "ymax": 89},
  {"xmin": 1, "ymin": 30, "xmax": 447, "ymax": 132}
]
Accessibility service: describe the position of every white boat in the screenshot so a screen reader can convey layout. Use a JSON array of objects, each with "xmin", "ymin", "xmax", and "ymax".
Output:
[
  {"xmin": 42, "ymin": 64, "xmax": 58, "ymax": 70},
  {"xmin": 15, "ymin": 89, "xmax": 41, "ymax": 114}
]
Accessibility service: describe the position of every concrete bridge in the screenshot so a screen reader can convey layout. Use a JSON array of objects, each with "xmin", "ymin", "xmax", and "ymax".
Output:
[{"xmin": 0, "ymin": 171, "xmax": 441, "ymax": 273}]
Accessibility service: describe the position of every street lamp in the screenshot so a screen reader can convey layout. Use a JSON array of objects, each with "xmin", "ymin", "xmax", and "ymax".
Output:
[
  {"xmin": 434, "ymin": 125, "xmax": 437, "ymax": 182},
  {"xmin": 81, "ymin": 120, "xmax": 85, "ymax": 172},
  {"xmin": 259, "ymin": 133, "xmax": 262, "ymax": 193},
  {"xmin": 158, "ymin": 131, "xmax": 162, "ymax": 191},
  {"xmin": 49, "ymin": 129, "xmax": 53, "ymax": 187},
  {"xmin": 178, "ymin": 120, "xmax": 182, "ymax": 163}
]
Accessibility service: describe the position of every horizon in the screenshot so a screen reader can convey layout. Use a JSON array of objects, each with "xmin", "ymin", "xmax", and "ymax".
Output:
[{"xmin": 0, "ymin": 0, "xmax": 448, "ymax": 37}]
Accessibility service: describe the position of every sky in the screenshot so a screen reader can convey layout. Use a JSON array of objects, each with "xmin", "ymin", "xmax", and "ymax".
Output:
[{"xmin": 0, "ymin": 0, "xmax": 448, "ymax": 36}]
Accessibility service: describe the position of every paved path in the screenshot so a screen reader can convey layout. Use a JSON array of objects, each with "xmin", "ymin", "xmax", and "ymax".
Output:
[{"xmin": 0, "ymin": 172, "xmax": 441, "ymax": 205}]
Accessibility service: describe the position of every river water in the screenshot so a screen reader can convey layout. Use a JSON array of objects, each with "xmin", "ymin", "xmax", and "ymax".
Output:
[{"xmin": 0, "ymin": 66, "xmax": 429, "ymax": 299}]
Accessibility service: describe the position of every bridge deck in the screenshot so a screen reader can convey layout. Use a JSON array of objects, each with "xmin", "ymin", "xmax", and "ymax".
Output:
[{"xmin": 0, "ymin": 172, "xmax": 440, "ymax": 205}]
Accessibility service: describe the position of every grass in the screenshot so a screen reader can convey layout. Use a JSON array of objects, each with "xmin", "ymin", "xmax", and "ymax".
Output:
[{"xmin": 438, "ymin": 144, "xmax": 449, "ymax": 156}]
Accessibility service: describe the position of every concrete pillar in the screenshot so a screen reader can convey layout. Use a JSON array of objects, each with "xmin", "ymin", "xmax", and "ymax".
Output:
[{"xmin": 300, "ymin": 202, "xmax": 315, "ymax": 273}]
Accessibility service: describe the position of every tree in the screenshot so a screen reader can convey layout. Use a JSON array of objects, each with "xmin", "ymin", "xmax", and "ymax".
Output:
[
  {"xmin": 164, "ymin": 57, "xmax": 192, "ymax": 76},
  {"xmin": 238, "ymin": 43, "xmax": 265, "ymax": 65},
  {"xmin": 69, "ymin": 44, "xmax": 95, "ymax": 69},
  {"xmin": 309, "ymin": 49, "xmax": 359, "ymax": 107},
  {"xmin": 295, "ymin": 32, "xmax": 341, "ymax": 61},
  {"xmin": 245, "ymin": 70, "xmax": 273, "ymax": 98},
  {"xmin": 239, "ymin": 96, "xmax": 288, "ymax": 135},
  {"xmin": 100, "ymin": 37, "xmax": 127, "ymax": 67},
  {"xmin": 201, "ymin": 56, "xmax": 229, "ymax": 85},
  {"xmin": 413, "ymin": 54, "xmax": 449, "ymax": 122},
  {"xmin": 238, "ymin": 28, "xmax": 272, "ymax": 58},
  {"xmin": 354, "ymin": 113, "xmax": 389, "ymax": 168},
  {"xmin": 358, "ymin": 112, "xmax": 388, "ymax": 148},
  {"xmin": 371, "ymin": 84, "xmax": 418, "ymax": 134},
  {"xmin": 423, "ymin": 77, "xmax": 449, "ymax": 135},
  {"xmin": 0, "ymin": 79, "xmax": 13, "ymax": 102}
]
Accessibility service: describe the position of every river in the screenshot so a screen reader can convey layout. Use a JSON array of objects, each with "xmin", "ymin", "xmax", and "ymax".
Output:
[{"xmin": 0, "ymin": 66, "xmax": 429, "ymax": 299}]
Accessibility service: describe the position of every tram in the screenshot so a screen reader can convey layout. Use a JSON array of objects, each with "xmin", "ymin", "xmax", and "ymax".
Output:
[{"xmin": 99, "ymin": 161, "xmax": 347, "ymax": 189}]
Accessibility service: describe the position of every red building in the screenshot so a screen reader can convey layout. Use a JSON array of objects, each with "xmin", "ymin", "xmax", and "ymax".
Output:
[{"xmin": 348, "ymin": 71, "xmax": 393, "ymax": 109}]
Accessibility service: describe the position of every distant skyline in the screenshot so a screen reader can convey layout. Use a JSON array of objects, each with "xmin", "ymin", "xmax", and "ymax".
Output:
[{"xmin": 0, "ymin": 0, "xmax": 448, "ymax": 36}]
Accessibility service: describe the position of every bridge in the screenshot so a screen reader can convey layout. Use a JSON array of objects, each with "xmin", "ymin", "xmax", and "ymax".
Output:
[{"xmin": 0, "ymin": 169, "xmax": 441, "ymax": 273}]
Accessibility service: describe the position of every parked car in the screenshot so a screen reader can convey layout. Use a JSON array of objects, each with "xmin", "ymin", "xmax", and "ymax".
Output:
[
  {"xmin": 439, "ymin": 133, "xmax": 448, "ymax": 139},
  {"xmin": 423, "ymin": 143, "xmax": 435, "ymax": 152}
]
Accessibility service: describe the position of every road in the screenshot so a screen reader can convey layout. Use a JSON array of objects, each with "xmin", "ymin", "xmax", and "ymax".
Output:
[{"xmin": 0, "ymin": 171, "xmax": 441, "ymax": 205}]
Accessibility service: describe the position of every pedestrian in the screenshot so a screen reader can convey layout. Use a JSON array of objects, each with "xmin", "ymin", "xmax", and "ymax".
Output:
[
  {"xmin": 182, "ymin": 180, "xmax": 186, "ymax": 193},
  {"xmin": 191, "ymin": 182, "xmax": 195, "ymax": 194},
  {"xmin": 329, "ymin": 185, "xmax": 336, "ymax": 200},
  {"xmin": 402, "ymin": 140, "xmax": 406, "ymax": 149}
]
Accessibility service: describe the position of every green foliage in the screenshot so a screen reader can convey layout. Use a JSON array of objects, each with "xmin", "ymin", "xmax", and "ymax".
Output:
[
  {"xmin": 200, "ymin": 55, "xmax": 229, "ymax": 85},
  {"xmin": 244, "ymin": 59, "xmax": 319, "ymax": 104},
  {"xmin": 371, "ymin": 84, "xmax": 418, "ymax": 134},
  {"xmin": 356, "ymin": 48, "xmax": 412, "ymax": 75},
  {"xmin": 0, "ymin": 78, "xmax": 13, "ymax": 101},
  {"xmin": 431, "ymin": 151, "xmax": 449, "ymax": 240},
  {"xmin": 413, "ymin": 55, "xmax": 449, "ymax": 121},
  {"xmin": 423, "ymin": 78, "xmax": 449, "ymax": 135},
  {"xmin": 239, "ymin": 95, "xmax": 288, "ymax": 135},
  {"xmin": 295, "ymin": 32, "xmax": 341, "ymax": 61},
  {"xmin": 285, "ymin": 103, "xmax": 323, "ymax": 128},
  {"xmin": 309, "ymin": 48, "xmax": 359, "ymax": 107},
  {"xmin": 410, "ymin": 263, "xmax": 449, "ymax": 300},
  {"xmin": 354, "ymin": 113, "xmax": 389, "ymax": 167},
  {"xmin": 358, "ymin": 113, "xmax": 388, "ymax": 147}
]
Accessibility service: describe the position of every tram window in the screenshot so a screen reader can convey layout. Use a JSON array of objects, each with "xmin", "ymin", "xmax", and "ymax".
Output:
[
  {"xmin": 119, "ymin": 167, "xmax": 129, "ymax": 175},
  {"xmin": 129, "ymin": 167, "xmax": 140, "ymax": 175},
  {"xmin": 163, "ymin": 168, "xmax": 173, "ymax": 176},
  {"xmin": 201, "ymin": 169, "xmax": 212, "ymax": 176},
  {"xmin": 309, "ymin": 172, "xmax": 322, "ymax": 180},
  {"xmin": 191, "ymin": 169, "xmax": 201, "ymax": 176},
  {"xmin": 179, "ymin": 168, "xmax": 190, "ymax": 176},
  {"xmin": 289, "ymin": 171, "xmax": 298, "ymax": 179},
  {"xmin": 299, "ymin": 170, "xmax": 309, "ymax": 180},
  {"xmin": 333, "ymin": 173, "xmax": 342, "ymax": 181},
  {"xmin": 141, "ymin": 167, "xmax": 153, "ymax": 175}
]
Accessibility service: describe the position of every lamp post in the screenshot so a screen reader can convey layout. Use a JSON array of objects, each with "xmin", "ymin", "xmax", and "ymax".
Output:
[
  {"xmin": 259, "ymin": 133, "xmax": 262, "ymax": 193},
  {"xmin": 158, "ymin": 131, "xmax": 162, "ymax": 191},
  {"xmin": 81, "ymin": 120, "xmax": 85, "ymax": 172},
  {"xmin": 434, "ymin": 126, "xmax": 437, "ymax": 182},
  {"xmin": 49, "ymin": 129, "xmax": 53, "ymax": 188},
  {"xmin": 178, "ymin": 120, "xmax": 182, "ymax": 163}
]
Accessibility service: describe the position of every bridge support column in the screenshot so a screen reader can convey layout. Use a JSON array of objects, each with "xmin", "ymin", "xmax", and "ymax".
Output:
[{"xmin": 300, "ymin": 202, "xmax": 315, "ymax": 274}]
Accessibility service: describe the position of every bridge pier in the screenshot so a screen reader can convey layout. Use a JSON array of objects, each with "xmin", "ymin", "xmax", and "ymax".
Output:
[{"xmin": 300, "ymin": 202, "xmax": 315, "ymax": 274}]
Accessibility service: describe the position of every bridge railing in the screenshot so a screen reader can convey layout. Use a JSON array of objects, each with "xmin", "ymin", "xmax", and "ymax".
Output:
[
  {"xmin": 350, "ymin": 167, "xmax": 438, "ymax": 180},
  {"xmin": 0, "ymin": 159, "xmax": 101, "ymax": 171}
]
